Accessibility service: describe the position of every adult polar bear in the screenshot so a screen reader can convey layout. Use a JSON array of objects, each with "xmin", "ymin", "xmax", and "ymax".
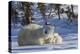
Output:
[{"xmin": 18, "ymin": 23, "xmax": 63, "ymax": 46}]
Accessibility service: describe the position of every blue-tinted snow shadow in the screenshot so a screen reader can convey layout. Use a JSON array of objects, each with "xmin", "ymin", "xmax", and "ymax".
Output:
[{"xmin": 47, "ymin": 18, "xmax": 78, "ymax": 35}]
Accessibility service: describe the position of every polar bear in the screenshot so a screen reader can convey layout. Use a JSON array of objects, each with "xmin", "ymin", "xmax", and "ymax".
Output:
[
  {"xmin": 18, "ymin": 23, "xmax": 63, "ymax": 46},
  {"xmin": 18, "ymin": 23, "xmax": 45, "ymax": 46},
  {"xmin": 43, "ymin": 24, "xmax": 63, "ymax": 44}
]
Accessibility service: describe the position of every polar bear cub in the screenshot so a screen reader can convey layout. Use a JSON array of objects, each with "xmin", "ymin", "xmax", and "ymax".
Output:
[{"xmin": 43, "ymin": 25, "xmax": 63, "ymax": 44}]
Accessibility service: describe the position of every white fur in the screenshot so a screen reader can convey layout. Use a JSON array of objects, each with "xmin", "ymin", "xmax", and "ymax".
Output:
[
  {"xmin": 18, "ymin": 23, "xmax": 63, "ymax": 46},
  {"xmin": 23, "ymin": 23, "xmax": 43, "ymax": 30},
  {"xmin": 43, "ymin": 32, "xmax": 63, "ymax": 44},
  {"xmin": 18, "ymin": 23, "xmax": 45, "ymax": 46},
  {"xmin": 53, "ymin": 33, "xmax": 63, "ymax": 44}
]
